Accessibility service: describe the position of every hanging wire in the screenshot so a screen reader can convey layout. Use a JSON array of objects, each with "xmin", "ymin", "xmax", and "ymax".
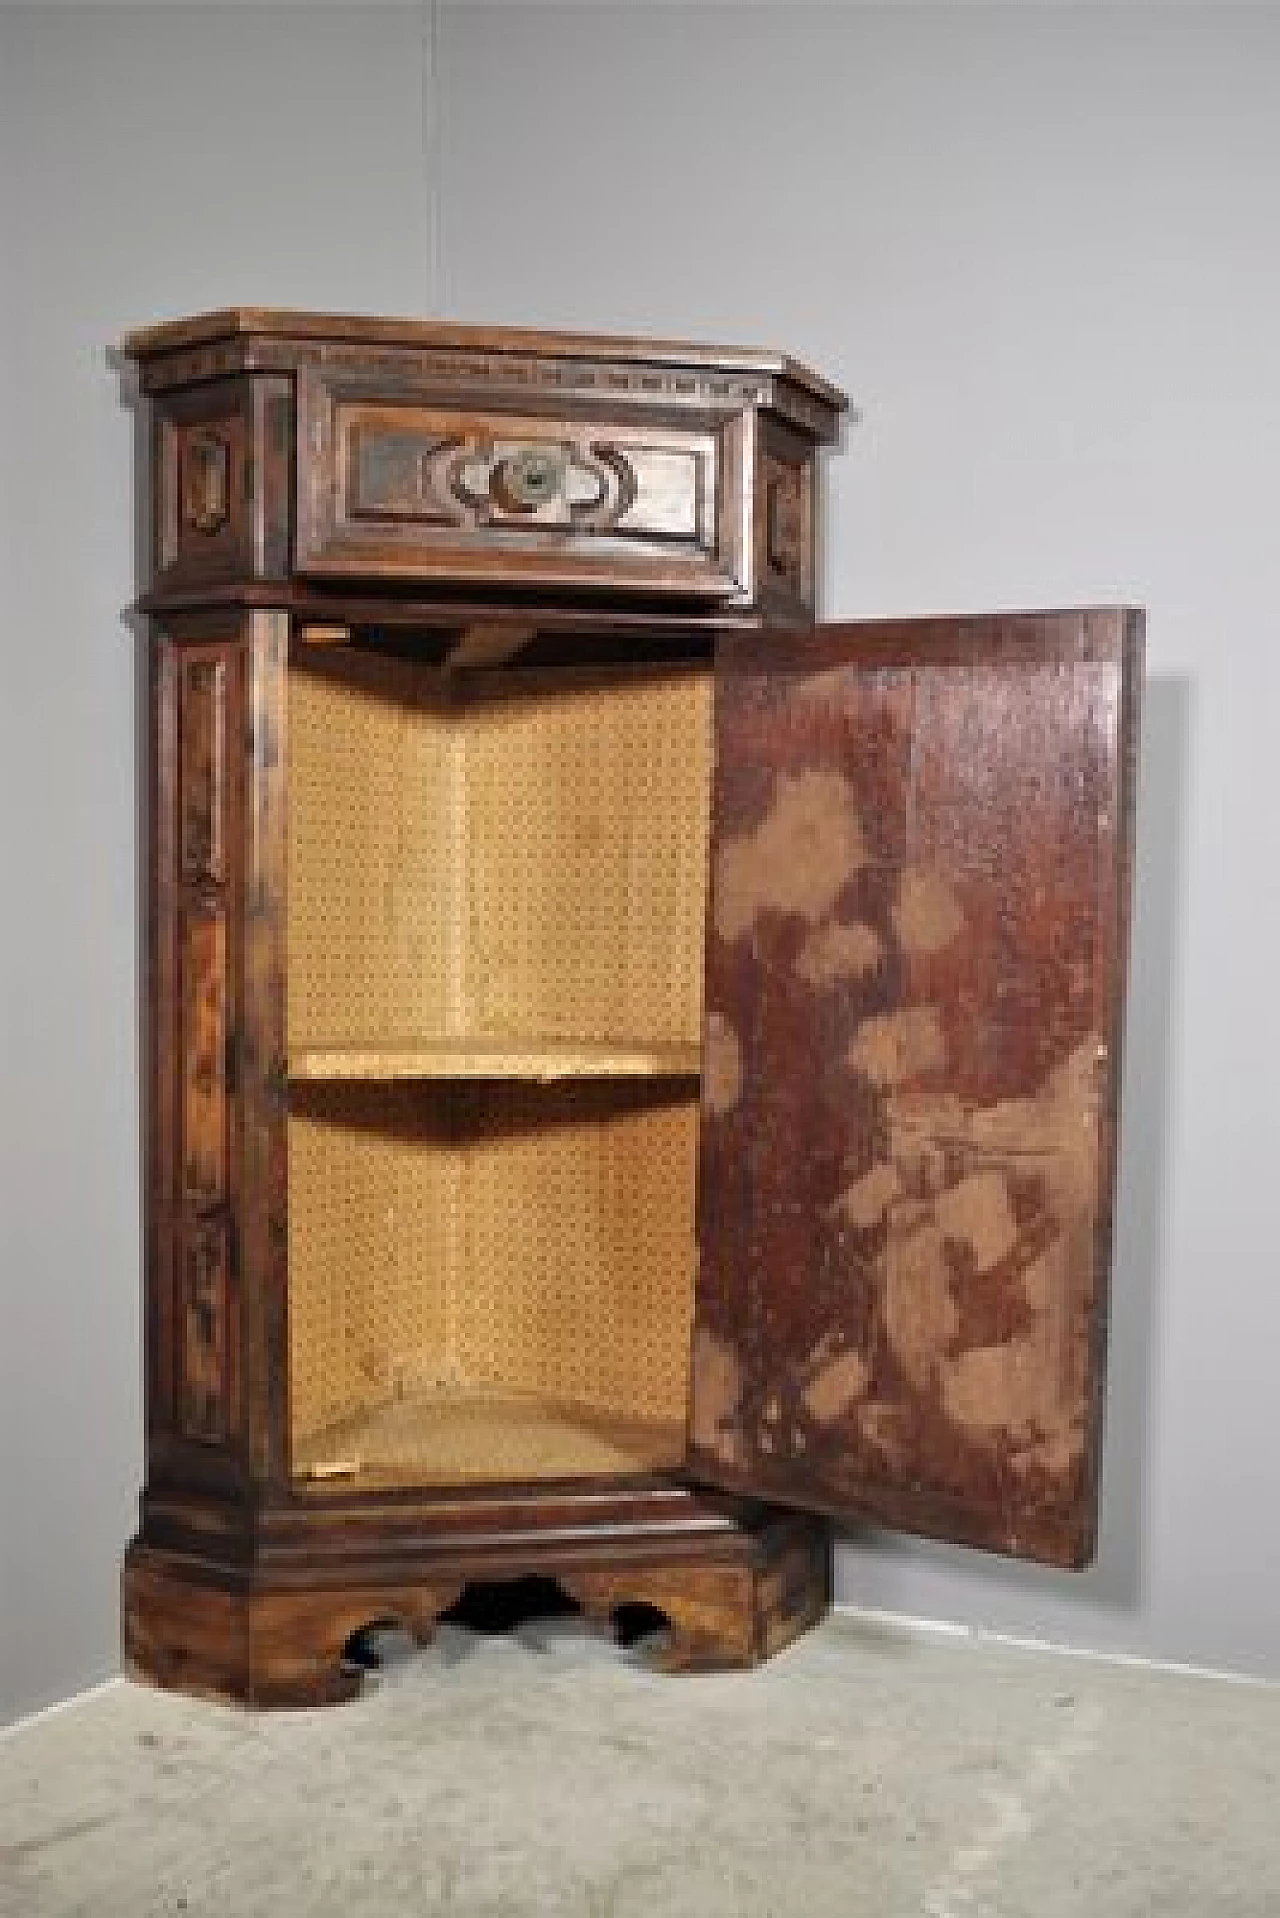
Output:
[{"xmin": 422, "ymin": 0, "xmax": 445, "ymax": 316}]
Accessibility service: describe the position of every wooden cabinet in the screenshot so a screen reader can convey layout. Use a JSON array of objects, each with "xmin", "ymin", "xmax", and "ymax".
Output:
[{"xmin": 121, "ymin": 310, "xmax": 1141, "ymax": 1705}]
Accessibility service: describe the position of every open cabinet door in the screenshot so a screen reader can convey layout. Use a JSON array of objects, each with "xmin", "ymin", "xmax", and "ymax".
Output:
[{"xmin": 689, "ymin": 609, "xmax": 1142, "ymax": 1568}]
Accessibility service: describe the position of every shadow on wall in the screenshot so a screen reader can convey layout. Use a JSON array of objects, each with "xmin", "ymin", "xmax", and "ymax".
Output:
[{"xmin": 836, "ymin": 671, "xmax": 1193, "ymax": 1622}]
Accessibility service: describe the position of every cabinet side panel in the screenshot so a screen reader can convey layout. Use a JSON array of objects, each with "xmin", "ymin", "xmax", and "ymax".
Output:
[
  {"xmin": 149, "ymin": 633, "xmax": 244, "ymax": 1464},
  {"xmin": 286, "ymin": 650, "xmax": 456, "ymax": 1049}
]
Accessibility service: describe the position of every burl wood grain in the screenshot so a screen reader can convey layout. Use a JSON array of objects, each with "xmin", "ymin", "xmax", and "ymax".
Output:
[{"xmin": 691, "ymin": 610, "xmax": 1142, "ymax": 1567}]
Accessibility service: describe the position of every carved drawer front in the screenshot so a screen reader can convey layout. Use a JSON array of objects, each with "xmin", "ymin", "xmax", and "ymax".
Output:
[{"xmin": 295, "ymin": 370, "xmax": 747, "ymax": 598}]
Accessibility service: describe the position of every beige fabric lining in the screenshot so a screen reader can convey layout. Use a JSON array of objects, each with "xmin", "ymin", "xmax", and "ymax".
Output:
[{"xmin": 286, "ymin": 654, "xmax": 711, "ymax": 1482}]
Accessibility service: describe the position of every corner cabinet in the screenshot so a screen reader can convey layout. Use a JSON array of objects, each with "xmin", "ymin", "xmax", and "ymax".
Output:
[{"xmin": 121, "ymin": 310, "xmax": 1141, "ymax": 1706}]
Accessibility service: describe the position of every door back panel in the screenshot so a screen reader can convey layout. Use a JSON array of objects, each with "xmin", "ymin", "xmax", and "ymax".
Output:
[{"xmin": 690, "ymin": 610, "xmax": 1142, "ymax": 1567}]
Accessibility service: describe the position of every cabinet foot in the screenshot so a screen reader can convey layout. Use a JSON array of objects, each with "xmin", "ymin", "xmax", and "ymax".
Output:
[
  {"xmin": 124, "ymin": 1550, "xmax": 465, "ymax": 1707},
  {"xmin": 565, "ymin": 1531, "xmax": 828, "ymax": 1671}
]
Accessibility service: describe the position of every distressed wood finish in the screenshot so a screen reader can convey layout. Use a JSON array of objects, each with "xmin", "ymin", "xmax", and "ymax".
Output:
[
  {"xmin": 295, "ymin": 372, "xmax": 746, "ymax": 598},
  {"xmin": 123, "ymin": 1502, "xmax": 826, "ymax": 1705},
  {"xmin": 240, "ymin": 611, "xmax": 291, "ymax": 1485},
  {"xmin": 124, "ymin": 311, "xmax": 1139, "ymax": 1709},
  {"xmin": 123, "ymin": 308, "xmax": 846, "ymax": 415},
  {"xmin": 152, "ymin": 633, "xmax": 245, "ymax": 1458},
  {"xmin": 124, "ymin": 1558, "xmax": 468, "ymax": 1707},
  {"xmin": 691, "ymin": 610, "xmax": 1142, "ymax": 1567},
  {"xmin": 124, "ymin": 312, "xmax": 846, "ymax": 1706},
  {"xmin": 129, "ymin": 310, "xmax": 842, "ymax": 617},
  {"xmin": 152, "ymin": 377, "xmax": 294, "ymax": 599},
  {"xmin": 147, "ymin": 608, "xmax": 292, "ymax": 1492}
]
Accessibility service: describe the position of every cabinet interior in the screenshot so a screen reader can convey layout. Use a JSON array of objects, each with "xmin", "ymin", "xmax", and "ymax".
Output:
[{"xmin": 286, "ymin": 644, "xmax": 713, "ymax": 1487}]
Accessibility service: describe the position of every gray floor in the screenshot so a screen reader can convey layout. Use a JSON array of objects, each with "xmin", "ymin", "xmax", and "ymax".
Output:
[{"xmin": 2, "ymin": 1612, "xmax": 1278, "ymax": 1918}]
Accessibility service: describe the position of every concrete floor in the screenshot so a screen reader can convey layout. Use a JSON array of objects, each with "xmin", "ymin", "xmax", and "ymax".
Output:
[{"xmin": 2, "ymin": 1608, "xmax": 1278, "ymax": 1918}]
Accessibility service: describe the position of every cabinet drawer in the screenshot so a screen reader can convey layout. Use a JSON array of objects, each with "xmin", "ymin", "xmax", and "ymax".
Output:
[{"xmin": 296, "ymin": 369, "xmax": 747, "ymax": 599}]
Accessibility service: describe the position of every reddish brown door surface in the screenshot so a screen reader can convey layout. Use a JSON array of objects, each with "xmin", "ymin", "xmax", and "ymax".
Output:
[{"xmin": 689, "ymin": 609, "xmax": 1142, "ymax": 1567}]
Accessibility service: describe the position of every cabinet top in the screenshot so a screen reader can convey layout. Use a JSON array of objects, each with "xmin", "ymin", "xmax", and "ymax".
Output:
[{"xmin": 121, "ymin": 307, "xmax": 847, "ymax": 417}]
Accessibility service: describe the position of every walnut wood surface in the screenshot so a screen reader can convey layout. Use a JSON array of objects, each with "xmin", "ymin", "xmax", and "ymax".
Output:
[
  {"xmin": 125, "ymin": 310, "xmax": 1135, "ymax": 1710},
  {"xmin": 127, "ymin": 312, "xmax": 844, "ymax": 1705},
  {"xmin": 691, "ymin": 610, "xmax": 1142, "ymax": 1567},
  {"xmin": 123, "ymin": 312, "xmax": 843, "ymax": 616},
  {"xmin": 153, "ymin": 630, "xmax": 244, "ymax": 1457},
  {"xmin": 122, "ymin": 307, "xmax": 847, "ymax": 412},
  {"xmin": 124, "ymin": 1503, "xmax": 827, "ymax": 1705},
  {"xmin": 293, "ymin": 370, "xmax": 749, "ymax": 599}
]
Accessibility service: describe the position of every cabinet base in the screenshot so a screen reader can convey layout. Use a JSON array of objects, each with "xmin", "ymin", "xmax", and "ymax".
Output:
[{"xmin": 123, "ymin": 1491, "xmax": 829, "ymax": 1706}]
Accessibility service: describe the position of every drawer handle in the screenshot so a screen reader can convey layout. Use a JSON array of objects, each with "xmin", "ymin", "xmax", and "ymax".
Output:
[
  {"xmin": 492, "ymin": 448, "xmax": 565, "ymax": 513},
  {"xmin": 448, "ymin": 439, "xmax": 633, "ymax": 526}
]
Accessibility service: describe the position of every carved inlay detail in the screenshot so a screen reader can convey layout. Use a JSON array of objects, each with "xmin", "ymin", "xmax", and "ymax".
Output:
[
  {"xmin": 179, "ymin": 658, "xmax": 227, "ymax": 883},
  {"xmin": 152, "ymin": 338, "xmax": 788, "ymax": 412},
  {"xmin": 345, "ymin": 414, "xmax": 665, "ymax": 537},
  {"xmin": 182, "ymin": 430, "xmax": 232, "ymax": 536}
]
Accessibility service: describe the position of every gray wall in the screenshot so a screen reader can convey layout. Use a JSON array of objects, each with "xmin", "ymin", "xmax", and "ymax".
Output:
[
  {"xmin": 432, "ymin": 0, "xmax": 1279, "ymax": 1682},
  {"xmin": 2, "ymin": 2, "xmax": 1277, "ymax": 1721},
  {"xmin": 0, "ymin": 2, "xmax": 431, "ymax": 1725}
]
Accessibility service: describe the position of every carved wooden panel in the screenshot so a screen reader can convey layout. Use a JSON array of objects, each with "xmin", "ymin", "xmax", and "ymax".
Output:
[
  {"xmin": 350, "ymin": 425, "xmax": 460, "ymax": 522},
  {"xmin": 295, "ymin": 371, "xmax": 750, "ymax": 599},
  {"xmin": 181, "ymin": 906, "xmax": 228, "ymax": 1207},
  {"xmin": 756, "ymin": 420, "xmax": 815, "ymax": 612},
  {"xmin": 178, "ymin": 1223, "xmax": 232, "ymax": 1443},
  {"xmin": 691, "ymin": 610, "xmax": 1142, "ymax": 1569},
  {"xmin": 762, "ymin": 454, "xmax": 809, "ymax": 598},
  {"xmin": 340, "ymin": 412, "xmax": 710, "ymax": 543},
  {"xmin": 179, "ymin": 656, "xmax": 226, "ymax": 883},
  {"xmin": 154, "ymin": 631, "xmax": 243, "ymax": 1459},
  {"xmin": 182, "ymin": 430, "xmax": 231, "ymax": 535},
  {"xmin": 157, "ymin": 393, "xmax": 250, "ymax": 585},
  {"xmin": 257, "ymin": 380, "xmax": 294, "ymax": 578},
  {"xmin": 153, "ymin": 377, "xmax": 291, "ymax": 593}
]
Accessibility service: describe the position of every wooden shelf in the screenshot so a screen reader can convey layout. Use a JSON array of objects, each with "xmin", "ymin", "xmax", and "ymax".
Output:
[
  {"xmin": 289, "ymin": 1038, "xmax": 702, "ymax": 1084},
  {"xmin": 292, "ymin": 1386, "xmax": 688, "ymax": 1489}
]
